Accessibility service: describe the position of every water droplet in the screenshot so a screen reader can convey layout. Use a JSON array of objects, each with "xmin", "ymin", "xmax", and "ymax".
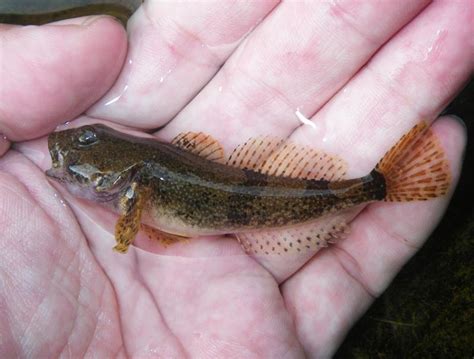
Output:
[
  {"xmin": 128, "ymin": 59, "xmax": 133, "ymax": 65},
  {"xmin": 218, "ymin": 86, "xmax": 223, "ymax": 93},
  {"xmin": 104, "ymin": 84, "xmax": 129, "ymax": 106},
  {"xmin": 295, "ymin": 108, "xmax": 315, "ymax": 128},
  {"xmin": 0, "ymin": 133, "xmax": 7, "ymax": 141},
  {"xmin": 423, "ymin": 29, "xmax": 445, "ymax": 61},
  {"xmin": 158, "ymin": 69, "xmax": 173, "ymax": 85},
  {"xmin": 56, "ymin": 121, "xmax": 72, "ymax": 131}
]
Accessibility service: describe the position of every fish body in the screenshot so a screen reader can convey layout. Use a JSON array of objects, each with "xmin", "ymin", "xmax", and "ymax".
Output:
[{"xmin": 46, "ymin": 123, "xmax": 450, "ymax": 254}]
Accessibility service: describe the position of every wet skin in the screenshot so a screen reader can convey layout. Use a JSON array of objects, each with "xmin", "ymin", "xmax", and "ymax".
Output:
[{"xmin": 0, "ymin": 1, "xmax": 471, "ymax": 358}]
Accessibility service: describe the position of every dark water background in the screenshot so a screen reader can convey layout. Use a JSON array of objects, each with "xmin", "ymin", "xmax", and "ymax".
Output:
[
  {"xmin": 0, "ymin": 0, "xmax": 142, "ymax": 25},
  {"xmin": 1, "ymin": 1, "xmax": 472, "ymax": 357}
]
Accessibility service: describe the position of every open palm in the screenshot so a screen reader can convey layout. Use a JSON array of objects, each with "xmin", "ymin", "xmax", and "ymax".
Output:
[{"xmin": 0, "ymin": 1, "xmax": 471, "ymax": 357}]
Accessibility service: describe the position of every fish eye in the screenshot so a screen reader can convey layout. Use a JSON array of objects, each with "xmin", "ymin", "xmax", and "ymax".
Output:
[{"xmin": 78, "ymin": 127, "xmax": 98, "ymax": 146}]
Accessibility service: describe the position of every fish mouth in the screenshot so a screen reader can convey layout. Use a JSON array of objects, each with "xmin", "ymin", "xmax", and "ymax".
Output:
[{"xmin": 45, "ymin": 167, "xmax": 67, "ymax": 182}]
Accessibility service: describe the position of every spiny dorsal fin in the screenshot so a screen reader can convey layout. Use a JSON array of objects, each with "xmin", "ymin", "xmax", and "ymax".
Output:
[
  {"xmin": 227, "ymin": 137, "xmax": 347, "ymax": 181},
  {"xmin": 172, "ymin": 132, "xmax": 225, "ymax": 164}
]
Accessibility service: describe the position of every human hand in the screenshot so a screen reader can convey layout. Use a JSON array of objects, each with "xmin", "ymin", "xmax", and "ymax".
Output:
[{"xmin": 0, "ymin": 1, "xmax": 471, "ymax": 357}]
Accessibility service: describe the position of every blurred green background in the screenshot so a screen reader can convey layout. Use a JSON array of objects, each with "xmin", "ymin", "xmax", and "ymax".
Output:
[{"xmin": 1, "ymin": 1, "xmax": 472, "ymax": 357}]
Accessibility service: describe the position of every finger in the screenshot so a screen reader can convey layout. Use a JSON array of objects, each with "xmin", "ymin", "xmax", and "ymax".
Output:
[
  {"xmin": 88, "ymin": 1, "xmax": 279, "ymax": 127},
  {"xmin": 258, "ymin": 0, "xmax": 471, "ymax": 285},
  {"xmin": 157, "ymin": 0, "xmax": 430, "ymax": 151},
  {"xmin": 11, "ymin": 126, "xmax": 305, "ymax": 357},
  {"xmin": 281, "ymin": 116, "xmax": 466, "ymax": 357},
  {"xmin": 0, "ymin": 150, "xmax": 124, "ymax": 357},
  {"xmin": 290, "ymin": 0, "xmax": 472, "ymax": 176},
  {"xmin": 0, "ymin": 16, "xmax": 126, "ymax": 141}
]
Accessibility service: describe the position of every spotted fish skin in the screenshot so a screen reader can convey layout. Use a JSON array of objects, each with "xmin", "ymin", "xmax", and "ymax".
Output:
[
  {"xmin": 46, "ymin": 124, "xmax": 386, "ymax": 236},
  {"xmin": 46, "ymin": 122, "xmax": 450, "ymax": 253}
]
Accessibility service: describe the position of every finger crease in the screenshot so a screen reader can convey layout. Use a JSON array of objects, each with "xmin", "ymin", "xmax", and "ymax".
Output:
[{"xmin": 330, "ymin": 246, "xmax": 377, "ymax": 299}]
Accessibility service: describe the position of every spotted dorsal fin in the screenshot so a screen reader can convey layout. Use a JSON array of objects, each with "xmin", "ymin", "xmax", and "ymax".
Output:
[
  {"xmin": 172, "ymin": 132, "xmax": 225, "ymax": 164},
  {"xmin": 227, "ymin": 137, "xmax": 285, "ymax": 171},
  {"xmin": 227, "ymin": 137, "xmax": 347, "ymax": 181}
]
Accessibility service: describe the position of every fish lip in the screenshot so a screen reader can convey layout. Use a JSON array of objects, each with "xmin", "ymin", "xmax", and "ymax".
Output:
[{"xmin": 45, "ymin": 167, "xmax": 66, "ymax": 182}]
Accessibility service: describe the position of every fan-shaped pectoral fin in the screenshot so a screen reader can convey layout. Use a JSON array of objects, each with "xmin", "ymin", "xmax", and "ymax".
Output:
[{"xmin": 113, "ymin": 182, "xmax": 149, "ymax": 253}]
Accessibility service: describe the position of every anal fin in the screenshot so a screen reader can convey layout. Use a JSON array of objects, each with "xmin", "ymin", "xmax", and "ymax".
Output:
[
  {"xmin": 236, "ymin": 216, "xmax": 350, "ymax": 256},
  {"xmin": 141, "ymin": 224, "xmax": 190, "ymax": 248}
]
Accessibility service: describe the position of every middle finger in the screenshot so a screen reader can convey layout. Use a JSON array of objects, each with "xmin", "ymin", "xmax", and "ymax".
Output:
[{"xmin": 158, "ymin": 0, "xmax": 430, "ymax": 152}]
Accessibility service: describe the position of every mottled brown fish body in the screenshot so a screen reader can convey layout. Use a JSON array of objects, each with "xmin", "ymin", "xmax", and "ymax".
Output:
[
  {"xmin": 46, "ymin": 122, "xmax": 450, "ymax": 253},
  {"xmin": 145, "ymin": 163, "xmax": 386, "ymax": 234}
]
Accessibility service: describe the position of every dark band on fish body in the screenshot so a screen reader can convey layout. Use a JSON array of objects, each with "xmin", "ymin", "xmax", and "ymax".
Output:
[
  {"xmin": 47, "ymin": 124, "xmax": 391, "ymax": 234},
  {"xmin": 226, "ymin": 169, "xmax": 270, "ymax": 226}
]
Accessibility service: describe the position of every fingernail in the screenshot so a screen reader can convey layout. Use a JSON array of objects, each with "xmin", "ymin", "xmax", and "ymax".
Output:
[
  {"xmin": 449, "ymin": 115, "xmax": 467, "ymax": 131},
  {"xmin": 48, "ymin": 15, "xmax": 114, "ymax": 27},
  {"xmin": 450, "ymin": 115, "xmax": 467, "ymax": 163},
  {"xmin": 81, "ymin": 15, "xmax": 117, "ymax": 27}
]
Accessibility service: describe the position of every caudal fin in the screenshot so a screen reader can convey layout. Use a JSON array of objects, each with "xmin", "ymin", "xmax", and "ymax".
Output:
[{"xmin": 376, "ymin": 122, "xmax": 451, "ymax": 202}]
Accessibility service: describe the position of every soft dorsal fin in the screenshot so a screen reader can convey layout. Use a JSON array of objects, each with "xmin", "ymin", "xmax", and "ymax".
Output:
[
  {"xmin": 227, "ymin": 137, "xmax": 284, "ymax": 171},
  {"xmin": 259, "ymin": 142, "xmax": 347, "ymax": 181},
  {"xmin": 227, "ymin": 137, "xmax": 347, "ymax": 181},
  {"xmin": 171, "ymin": 132, "xmax": 225, "ymax": 164}
]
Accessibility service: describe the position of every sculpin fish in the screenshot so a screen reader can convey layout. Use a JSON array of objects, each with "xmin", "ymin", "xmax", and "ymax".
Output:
[{"xmin": 46, "ymin": 123, "xmax": 450, "ymax": 255}]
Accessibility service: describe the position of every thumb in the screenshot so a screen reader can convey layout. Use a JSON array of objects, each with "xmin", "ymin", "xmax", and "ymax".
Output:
[{"xmin": 0, "ymin": 16, "xmax": 127, "ymax": 142}]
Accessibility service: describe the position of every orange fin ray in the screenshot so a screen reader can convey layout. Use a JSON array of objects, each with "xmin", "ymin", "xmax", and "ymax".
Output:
[
  {"xmin": 172, "ymin": 132, "xmax": 225, "ymax": 164},
  {"xmin": 376, "ymin": 122, "xmax": 451, "ymax": 202},
  {"xmin": 227, "ymin": 137, "xmax": 347, "ymax": 181},
  {"xmin": 226, "ymin": 137, "xmax": 284, "ymax": 171}
]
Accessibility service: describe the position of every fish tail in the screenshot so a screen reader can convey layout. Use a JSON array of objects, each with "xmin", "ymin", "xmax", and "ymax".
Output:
[{"xmin": 375, "ymin": 122, "xmax": 451, "ymax": 202}]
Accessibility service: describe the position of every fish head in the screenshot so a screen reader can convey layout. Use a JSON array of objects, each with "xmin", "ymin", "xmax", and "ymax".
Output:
[{"xmin": 46, "ymin": 124, "xmax": 139, "ymax": 202}]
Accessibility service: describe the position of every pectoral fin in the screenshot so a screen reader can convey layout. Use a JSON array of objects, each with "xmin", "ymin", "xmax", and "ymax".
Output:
[{"xmin": 113, "ymin": 182, "xmax": 148, "ymax": 253}]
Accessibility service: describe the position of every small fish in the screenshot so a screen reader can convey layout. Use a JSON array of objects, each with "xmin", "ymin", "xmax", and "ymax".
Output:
[{"xmin": 46, "ymin": 122, "xmax": 450, "ymax": 255}]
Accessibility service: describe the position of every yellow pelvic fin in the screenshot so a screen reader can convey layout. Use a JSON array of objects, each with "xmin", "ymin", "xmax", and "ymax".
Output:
[
  {"xmin": 172, "ymin": 132, "xmax": 225, "ymax": 164},
  {"xmin": 376, "ymin": 122, "xmax": 451, "ymax": 202},
  {"xmin": 227, "ymin": 137, "xmax": 347, "ymax": 181},
  {"xmin": 113, "ymin": 182, "xmax": 147, "ymax": 253}
]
